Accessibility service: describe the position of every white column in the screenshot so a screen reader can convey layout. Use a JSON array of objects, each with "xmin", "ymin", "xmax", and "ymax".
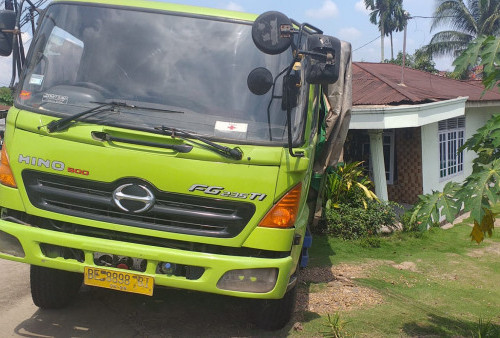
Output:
[{"xmin": 368, "ymin": 130, "xmax": 388, "ymax": 201}]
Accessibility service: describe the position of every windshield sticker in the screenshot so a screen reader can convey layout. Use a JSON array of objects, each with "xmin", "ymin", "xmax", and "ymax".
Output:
[
  {"xmin": 215, "ymin": 121, "xmax": 248, "ymax": 133},
  {"xmin": 29, "ymin": 74, "xmax": 44, "ymax": 86},
  {"xmin": 42, "ymin": 93, "xmax": 69, "ymax": 105}
]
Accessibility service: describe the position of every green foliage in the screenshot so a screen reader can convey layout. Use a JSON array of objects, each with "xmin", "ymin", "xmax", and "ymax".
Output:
[
  {"xmin": 324, "ymin": 161, "xmax": 378, "ymax": 210},
  {"xmin": 453, "ymin": 35, "xmax": 500, "ymax": 90},
  {"xmin": 386, "ymin": 48, "xmax": 438, "ymax": 73},
  {"xmin": 359, "ymin": 236, "xmax": 382, "ymax": 248},
  {"xmin": 410, "ymin": 182, "xmax": 460, "ymax": 230},
  {"xmin": 325, "ymin": 201, "xmax": 397, "ymax": 240},
  {"xmin": 0, "ymin": 87, "xmax": 13, "ymax": 106},
  {"xmin": 453, "ymin": 35, "xmax": 489, "ymax": 74},
  {"xmin": 460, "ymin": 114, "xmax": 500, "ymax": 166},
  {"xmin": 411, "ymin": 114, "xmax": 500, "ymax": 242},
  {"xmin": 321, "ymin": 312, "xmax": 350, "ymax": 338},
  {"xmin": 364, "ymin": 0, "xmax": 408, "ymax": 58},
  {"xmin": 399, "ymin": 210, "xmax": 420, "ymax": 232},
  {"xmin": 426, "ymin": 0, "xmax": 500, "ymax": 58}
]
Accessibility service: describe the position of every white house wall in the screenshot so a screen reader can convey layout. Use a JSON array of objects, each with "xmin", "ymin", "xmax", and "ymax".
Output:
[{"xmin": 421, "ymin": 106, "xmax": 497, "ymax": 195}]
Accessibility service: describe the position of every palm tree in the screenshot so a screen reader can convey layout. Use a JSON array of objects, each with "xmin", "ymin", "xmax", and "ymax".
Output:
[
  {"xmin": 427, "ymin": 0, "xmax": 500, "ymax": 57},
  {"xmin": 364, "ymin": 0, "xmax": 407, "ymax": 61},
  {"xmin": 385, "ymin": 1, "xmax": 407, "ymax": 60}
]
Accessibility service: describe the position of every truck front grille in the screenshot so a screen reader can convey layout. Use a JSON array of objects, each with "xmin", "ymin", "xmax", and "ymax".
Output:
[{"xmin": 22, "ymin": 170, "xmax": 255, "ymax": 238}]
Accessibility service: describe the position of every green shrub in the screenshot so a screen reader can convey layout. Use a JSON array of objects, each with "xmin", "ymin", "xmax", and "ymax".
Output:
[
  {"xmin": 359, "ymin": 236, "xmax": 381, "ymax": 248},
  {"xmin": 325, "ymin": 201, "xmax": 398, "ymax": 240},
  {"xmin": 324, "ymin": 161, "xmax": 377, "ymax": 209},
  {"xmin": 400, "ymin": 210, "xmax": 420, "ymax": 232}
]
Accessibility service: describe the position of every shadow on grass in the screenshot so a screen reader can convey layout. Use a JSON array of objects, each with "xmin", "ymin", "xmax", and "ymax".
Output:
[
  {"xmin": 307, "ymin": 235, "xmax": 337, "ymax": 267},
  {"xmin": 402, "ymin": 313, "xmax": 500, "ymax": 337}
]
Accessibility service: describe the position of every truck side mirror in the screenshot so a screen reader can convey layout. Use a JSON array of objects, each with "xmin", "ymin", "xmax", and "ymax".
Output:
[
  {"xmin": 306, "ymin": 34, "xmax": 341, "ymax": 85},
  {"xmin": 252, "ymin": 11, "xmax": 293, "ymax": 55},
  {"xmin": 0, "ymin": 10, "xmax": 16, "ymax": 57}
]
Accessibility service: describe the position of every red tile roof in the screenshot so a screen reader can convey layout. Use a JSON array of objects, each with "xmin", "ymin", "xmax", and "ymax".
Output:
[{"xmin": 353, "ymin": 62, "xmax": 500, "ymax": 106}]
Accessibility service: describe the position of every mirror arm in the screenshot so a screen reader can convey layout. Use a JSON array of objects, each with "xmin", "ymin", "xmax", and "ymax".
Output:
[{"xmin": 285, "ymin": 58, "xmax": 304, "ymax": 158}]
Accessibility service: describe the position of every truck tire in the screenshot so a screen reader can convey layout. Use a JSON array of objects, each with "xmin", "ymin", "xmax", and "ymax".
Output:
[
  {"xmin": 251, "ymin": 285, "xmax": 297, "ymax": 330},
  {"xmin": 30, "ymin": 265, "xmax": 83, "ymax": 309}
]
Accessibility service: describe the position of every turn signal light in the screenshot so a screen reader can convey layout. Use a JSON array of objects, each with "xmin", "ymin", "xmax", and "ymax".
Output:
[
  {"xmin": 258, "ymin": 183, "xmax": 302, "ymax": 228},
  {"xmin": 0, "ymin": 144, "xmax": 17, "ymax": 188}
]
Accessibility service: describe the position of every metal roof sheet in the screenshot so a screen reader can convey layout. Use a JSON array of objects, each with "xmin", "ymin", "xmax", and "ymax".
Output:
[{"xmin": 352, "ymin": 62, "xmax": 500, "ymax": 106}]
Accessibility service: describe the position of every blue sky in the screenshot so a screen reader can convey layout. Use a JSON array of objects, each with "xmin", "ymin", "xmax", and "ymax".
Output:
[
  {"xmin": 0, "ymin": 0, "xmax": 453, "ymax": 86},
  {"xmin": 163, "ymin": 0, "xmax": 453, "ymax": 70}
]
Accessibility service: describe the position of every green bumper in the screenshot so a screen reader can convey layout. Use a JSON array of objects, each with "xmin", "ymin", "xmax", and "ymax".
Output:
[{"xmin": 0, "ymin": 219, "xmax": 294, "ymax": 299}]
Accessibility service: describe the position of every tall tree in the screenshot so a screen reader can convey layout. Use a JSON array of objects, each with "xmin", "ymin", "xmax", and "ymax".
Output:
[
  {"xmin": 385, "ymin": 1, "xmax": 407, "ymax": 60},
  {"xmin": 426, "ymin": 0, "xmax": 500, "ymax": 57},
  {"xmin": 365, "ymin": 0, "xmax": 407, "ymax": 61},
  {"xmin": 365, "ymin": 0, "xmax": 390, "ymax": 61},
  {"xmin": 387, "ymin": 48, "xmax": 439, "ymax": 73}
]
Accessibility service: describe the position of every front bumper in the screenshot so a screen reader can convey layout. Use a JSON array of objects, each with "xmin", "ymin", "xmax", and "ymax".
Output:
[{"xmin": 0, "ymin": 219, "xmax": 294, "ymax": 299}]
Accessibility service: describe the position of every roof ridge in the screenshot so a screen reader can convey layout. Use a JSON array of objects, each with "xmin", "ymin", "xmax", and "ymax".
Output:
[{"xmin": 355, "ymin": 63, "xmax": 421, "ymax": 102}]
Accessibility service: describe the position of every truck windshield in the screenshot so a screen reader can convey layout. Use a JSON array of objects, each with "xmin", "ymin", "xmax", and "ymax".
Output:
[{"xmin": 17, "ymin": 3, "xmax": 308, "ymax": 145}]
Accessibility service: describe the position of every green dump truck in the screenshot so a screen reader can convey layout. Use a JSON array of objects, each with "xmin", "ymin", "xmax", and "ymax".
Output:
[{"xmin": 0, "ymin": 0, "xmax": 351, "ymax": 329}]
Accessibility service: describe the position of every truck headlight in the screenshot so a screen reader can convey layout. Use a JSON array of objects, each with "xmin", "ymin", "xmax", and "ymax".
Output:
[
  {"xmin": 217, "ymin": 268, "xmax": 278, "ymax": 293},
  {"xmin": 0, "ymin": 230, "xmax": 25, "ymax": 257}
]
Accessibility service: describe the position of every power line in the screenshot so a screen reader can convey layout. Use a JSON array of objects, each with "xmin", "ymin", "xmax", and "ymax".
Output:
[
  {"xmin": 352, "ymin": 14, "xmax": 458, "ymax": 52},
  {"xmin": 353, "ymin": 35, "xmax": 380, "ymax": 52},
  {"xmin": 409, "ymin": 15, "xmax": 455, "ymax": 19}
]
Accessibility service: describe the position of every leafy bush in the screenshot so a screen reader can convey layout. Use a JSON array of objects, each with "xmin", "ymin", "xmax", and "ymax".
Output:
[
  {"xmin": 359, "ymin": 236, "xmax": 381, "ymax": 248},
  {"xmin": 0, "ymin": 87, "xmax": 13, "ymax": 106},
  {"xmin": 325, "ymin": 201, "xmax": 398, "ymax": 240},
  {"xmin": 399, "ymin": 211, "xmax": 421, "ymax": 232},
  {"xmin": 324, "ymin": 161, "xmax": 377, "ymax": 209}
]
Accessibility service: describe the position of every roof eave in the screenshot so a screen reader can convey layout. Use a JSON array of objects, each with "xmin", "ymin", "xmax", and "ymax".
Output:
[{"xmin": 350, "ymin": 97, "xmax": 468, "ymax": 130}]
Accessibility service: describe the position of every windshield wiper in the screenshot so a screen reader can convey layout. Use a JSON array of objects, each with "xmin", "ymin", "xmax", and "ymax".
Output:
[
  {"xmin": 155, "ymin": 126, "xmax": 243, "ymax": 160},
  {"xmin": 91, "ymin": 131, "xmax": 193, "ymax": 153},
  {"xmin": 44, "ymin": 100, "xmax": 184, "ymax": 133}
]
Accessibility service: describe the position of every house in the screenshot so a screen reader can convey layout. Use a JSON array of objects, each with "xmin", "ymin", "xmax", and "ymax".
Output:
[{"xmin": 347, "ymin": 62, "xmax": 500, "ymax": 204}]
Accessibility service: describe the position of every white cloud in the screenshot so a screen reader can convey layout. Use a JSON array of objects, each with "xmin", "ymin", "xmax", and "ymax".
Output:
[
  {"xmin": 338, "ymin": 27, "xmax": 362, "ymax": 41},
  {"xmin": 225, "ymin": 2, "xmax": 244, "ymax": 12},
  {"xmin": 305, "ymin": 0, "xmax": 339, "ymax": 19},
  {"xmin": 355, "ymin": 0, "xmax": 370, "ymax": 15}
]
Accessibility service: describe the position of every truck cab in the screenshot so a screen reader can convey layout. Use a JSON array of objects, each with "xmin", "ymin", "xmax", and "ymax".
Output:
[{"xmin": 0, "ymin": 0, "xmax": 351, "ymax": 330}]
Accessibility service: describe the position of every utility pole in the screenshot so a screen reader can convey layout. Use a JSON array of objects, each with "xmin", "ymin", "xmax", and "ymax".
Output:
[
  {"xmin": 400, "ymin": 11, "xmax": 410, "ymax": 85},
  {"xmin": 380, "ymin": 24, "xmax": 385, "ymax": 62}
]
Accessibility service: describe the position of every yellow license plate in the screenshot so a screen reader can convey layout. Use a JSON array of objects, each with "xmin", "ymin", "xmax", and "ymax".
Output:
[{"xmin": 84, "ymin": 266, "xmax": 154, "ymax": 296}]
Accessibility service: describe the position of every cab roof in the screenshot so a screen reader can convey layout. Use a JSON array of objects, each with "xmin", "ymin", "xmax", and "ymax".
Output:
[{"xmin": 53, "ymin": 0, "xmax": 258, "ymax": 22}]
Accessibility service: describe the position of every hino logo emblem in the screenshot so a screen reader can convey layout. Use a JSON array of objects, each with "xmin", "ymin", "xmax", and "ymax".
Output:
[{"xmin": 112, "ymin": 184, "xmax": 155, "ymax": 213}]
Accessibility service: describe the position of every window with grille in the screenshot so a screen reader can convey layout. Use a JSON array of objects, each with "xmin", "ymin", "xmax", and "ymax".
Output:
[{"xmin": 439, "ymin": 117, "xmax": 465, "ymax": 179}]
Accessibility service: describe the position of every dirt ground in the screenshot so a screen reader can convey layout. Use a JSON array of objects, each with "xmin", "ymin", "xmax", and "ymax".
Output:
[
  {"xmin": 295, "ymin": 262, "xmax": 385, "ymax": 317},
  {"xmin": 0, "ymin": 258, "xmax": 387, "ymax": 337}
]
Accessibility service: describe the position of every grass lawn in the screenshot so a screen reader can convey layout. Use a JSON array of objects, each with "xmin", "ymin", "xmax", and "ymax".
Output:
[{"xmin": 290, "ymin": 225, "xmax": 500, "ymax": 337}]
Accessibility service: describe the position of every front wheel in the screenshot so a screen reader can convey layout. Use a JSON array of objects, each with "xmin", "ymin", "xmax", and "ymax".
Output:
[
  {"xmin": 30, "ymin": 265, "xmax": 83, "ymax": 309},
  {"xmin": 251, "ymin": 285, "xmax": 297, "ymax": 330}
]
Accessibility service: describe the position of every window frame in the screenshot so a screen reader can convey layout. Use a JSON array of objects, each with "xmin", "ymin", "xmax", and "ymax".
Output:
[{"xmin": 438, "ymin": 117, "xmax": 465, "ymax": 181}]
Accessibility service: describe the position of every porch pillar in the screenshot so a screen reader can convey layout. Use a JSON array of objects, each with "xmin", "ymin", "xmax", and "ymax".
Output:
[{"xmin": 368, "ymin": 130, "xmax": 388, "ymax": 201}]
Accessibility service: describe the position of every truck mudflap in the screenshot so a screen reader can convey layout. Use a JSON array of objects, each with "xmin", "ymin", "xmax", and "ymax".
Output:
[{"xmin": 0, "ymin": 219, "xmax": 294, "ymax": 299}]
